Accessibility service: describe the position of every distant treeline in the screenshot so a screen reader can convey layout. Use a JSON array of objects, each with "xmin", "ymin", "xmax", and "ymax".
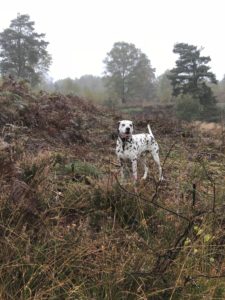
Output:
[
  {"xmin": 38, "ymin": 72, "xmax": 225, "ymax": 106},
  {"xmin": 1, "ymin": 14, "xmax": 225, "ymax": 122}
]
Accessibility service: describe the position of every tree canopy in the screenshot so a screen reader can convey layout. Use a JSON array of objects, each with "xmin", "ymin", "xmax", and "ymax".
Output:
[
  {"xmin": 168, "ymin": 43, "xmax": 217, "ymax": 107},
  {"xmin": 156, "ymin": 70, "xmax": 173, "ymax": 103},
  {"xmin": 103, "ymin": 42, "xmax": 156, "ymax": 103},
  {"xmin": 0, "ymin": 14, "xmax": 52, "ymax": 85},
  {"xmin": 54, "ymin": 75, "xmax": 106, "ymax": 103}
]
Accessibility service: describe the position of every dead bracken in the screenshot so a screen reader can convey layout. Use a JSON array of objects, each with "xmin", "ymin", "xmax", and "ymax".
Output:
[{"xmin": 0, "ymin": 78, "xmax": 225, "ymax": 299}]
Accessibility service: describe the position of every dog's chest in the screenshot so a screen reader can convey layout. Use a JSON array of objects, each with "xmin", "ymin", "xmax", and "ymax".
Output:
[{"xmin": 116, "ymin": 134, "xmax": 152, "ymax": 160}]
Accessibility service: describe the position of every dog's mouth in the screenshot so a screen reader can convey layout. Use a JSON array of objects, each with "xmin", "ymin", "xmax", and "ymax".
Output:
[{"xmin": 120, "ymin": 133, "xmax": 131, "ymax": 139}]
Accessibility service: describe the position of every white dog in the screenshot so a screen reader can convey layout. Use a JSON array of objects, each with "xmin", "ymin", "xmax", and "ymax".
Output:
[{"xmin": 116, "ymin": 120, "xmax": 163, "ymax": 181}]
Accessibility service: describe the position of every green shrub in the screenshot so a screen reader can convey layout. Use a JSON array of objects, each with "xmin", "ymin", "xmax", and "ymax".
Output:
[
  {"xmin": 176, "ymin": 94, "xmax": 202, "ymax": 121},
  {"xmin": 57, "ymin": 160, "xmax": 102, "ymax": 179}
]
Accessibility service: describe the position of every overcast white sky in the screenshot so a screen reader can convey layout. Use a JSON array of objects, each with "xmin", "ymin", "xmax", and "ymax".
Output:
[{"xmin": 1, "ymin": 0, "xmax": 225, "ymax": 81}]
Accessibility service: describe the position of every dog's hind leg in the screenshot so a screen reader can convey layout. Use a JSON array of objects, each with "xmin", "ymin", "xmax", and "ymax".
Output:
[
  {"xmin": 151, "ymin": 150, "xmax": 163, "ymax": 181},
  {"xmin": 141, "ymin": 157, "xmax": 149, "ymax": 180}
]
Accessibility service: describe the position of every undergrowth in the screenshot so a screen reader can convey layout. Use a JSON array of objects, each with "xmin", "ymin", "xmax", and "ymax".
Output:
[
  {"xmin": 0, "ymin": 78, "xmax": 225, "ymax": 299},
  {"xmin": 0, "ymin": 147, "xmax": 224, "ymax": 299}
]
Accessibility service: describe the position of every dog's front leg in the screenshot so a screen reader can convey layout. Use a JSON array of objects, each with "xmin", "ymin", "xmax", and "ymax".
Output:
[
  {"xmin": 132, "ymin": 159, "xmax": 138, "ymax": 181},
  {"xmin": 119, "ymin": 159, "xmax": 125, "ymax": 182}
]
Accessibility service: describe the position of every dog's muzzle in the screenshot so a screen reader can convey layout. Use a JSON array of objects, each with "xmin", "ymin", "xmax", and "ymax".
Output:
[
  {"xmin": 119, "ymin": 127, "xmax": 131, "ymax": 139},
  {"xmin": 119, "ymin": 133, "xmax": 132, "ymax": 140}
]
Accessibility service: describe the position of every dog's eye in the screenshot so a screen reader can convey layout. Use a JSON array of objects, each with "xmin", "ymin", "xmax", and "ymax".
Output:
[
  {"xmin": 122, "ymin": 124, "xmax": 125, "ymax": 127},
  {"xmin": 130, "ymin": 124, "xmax": 133, "ymax": 127}
]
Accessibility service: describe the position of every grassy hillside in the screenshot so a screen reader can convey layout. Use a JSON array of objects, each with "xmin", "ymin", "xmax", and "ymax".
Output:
[{"xmin": 0, "ymin": 78, "xmax": 225, "ymax": 299}]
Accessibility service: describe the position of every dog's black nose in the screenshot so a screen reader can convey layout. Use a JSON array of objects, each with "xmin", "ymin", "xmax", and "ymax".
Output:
[{"xmin": 125, "ymin": 127, "xmax": 130, "ymax": 133}]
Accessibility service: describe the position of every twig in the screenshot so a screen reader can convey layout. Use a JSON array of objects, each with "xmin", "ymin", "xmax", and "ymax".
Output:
[
  {"xmin": 115, "ymin": 141, "xmax": 189, "ymax": 221},
  {"xmin": 199, "ymin": 159, "xmax": 216, "ymax": 213},
  {"xmin": 115, "ymin": 177, "xmax": 190, "ymax": 222},
  {"xmin": 192, "ymin": 273, "xmax": 225, "ymax": 279},
  {"xmin": 192, "ymin": 183, "xmax": 196, "ymax": 207}
]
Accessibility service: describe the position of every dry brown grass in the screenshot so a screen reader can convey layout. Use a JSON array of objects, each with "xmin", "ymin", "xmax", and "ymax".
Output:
[{"xmin": 0, "ymin": 78, "xmax": 225, "ymax": 299}]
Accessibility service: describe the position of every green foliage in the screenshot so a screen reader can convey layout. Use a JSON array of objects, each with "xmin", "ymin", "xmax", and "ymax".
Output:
[
  {"xmin": 212, "ymin": 75, "xmax": 225, "ymax": 103},
  {"xmin": 103, "ymin": 41, "xmax": 156, "ymax": 103},
  {"xmin": 168, "ymin": 43, "xmax": 218, "ymax": 120},
  {"xmin": 76, "ymin": 75, "xmax": 107, "ymax": 103},
  {"xmin": 103, "ymin": 96, "xmax": 120, "ymax": 108},
  {"xmin": 168, "ymin": 43, "xmax": 217, "ymax": 97},
  {"xmin": 120, "ymin": 106, "xmax": 144, "ymax": 114},
  {"xmin": 0, "ymin": 14, "xmax": 51, "ymax": 85},
  {"xmin": 176, "ymin": 94, "xmax": 202, "ymax": 121},
  {"xmin": 156, "ymin": 70, "xmax": 173, "ymax": 103},
  {"xmin": 54, "ymin": 75, "xmax": 107, "ymax": 104},
  {"xmin": 21, "ymin": 163, "xmax": 39, "ymax": 183},
  {"xmin": 56, "ymin": 160, "xmax": 102, "ymax": 179},
  {"xmin": 54, "ymin": 77, "xmax": 80, "ymax": 95}
]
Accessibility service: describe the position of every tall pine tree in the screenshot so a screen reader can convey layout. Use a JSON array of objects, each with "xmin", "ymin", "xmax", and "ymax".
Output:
[
  {"xmin": 168, "ymin": 43, "xmax": 218, "ymax": 120},
  {"xmin": 0, "ymin": 14, "xmax": 51, "ymax": 85}
]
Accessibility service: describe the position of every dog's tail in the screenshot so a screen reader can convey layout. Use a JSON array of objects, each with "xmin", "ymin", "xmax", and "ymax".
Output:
[{"xmin": 147, "ymin": 124, "xmax": 154, "ymax": 136}]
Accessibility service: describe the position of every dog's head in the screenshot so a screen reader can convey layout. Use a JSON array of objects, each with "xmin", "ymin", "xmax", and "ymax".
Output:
[{"xmin": 118, "ymin": 120, "xmax": 134, "ymax": 138}]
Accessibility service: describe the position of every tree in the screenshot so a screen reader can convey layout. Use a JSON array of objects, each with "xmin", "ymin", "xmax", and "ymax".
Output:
[
  {"xmin": 103, "ymin": 42, "xmax": 155, "ymax": 103},
  {"xmin": 0, "ymin": 14, "xmax": 52, "ymax": 85},
  {"xmin": 54, "ymin": 75, "xmax": 107, "ymax": 104},
  {"xmin": 156, "ymin": 70, "xmax": 173, "ymax": 103},
  {"xmin": 168, "ymin": 43, "xmax": 219, "ymax": 121},
  {"xmin": 212, "ymin": 75, "xmax": 225, "ymax": 103},
  {"xmin": 76, "ymin": 75, "xmax": 107, "ymax": 103},
  {"xmin": 54, "ymin": 78, "xmax": 80, "ymax": 95},
  {"xmin": 168, "ymin": 43, "xmax": 217, "ymax": 108}
]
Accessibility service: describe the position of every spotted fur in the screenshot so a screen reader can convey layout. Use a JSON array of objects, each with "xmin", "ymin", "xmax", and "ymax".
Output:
[{"xmin": 116, "ymin": 120, "xmax": 163, "ymax": 181}]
